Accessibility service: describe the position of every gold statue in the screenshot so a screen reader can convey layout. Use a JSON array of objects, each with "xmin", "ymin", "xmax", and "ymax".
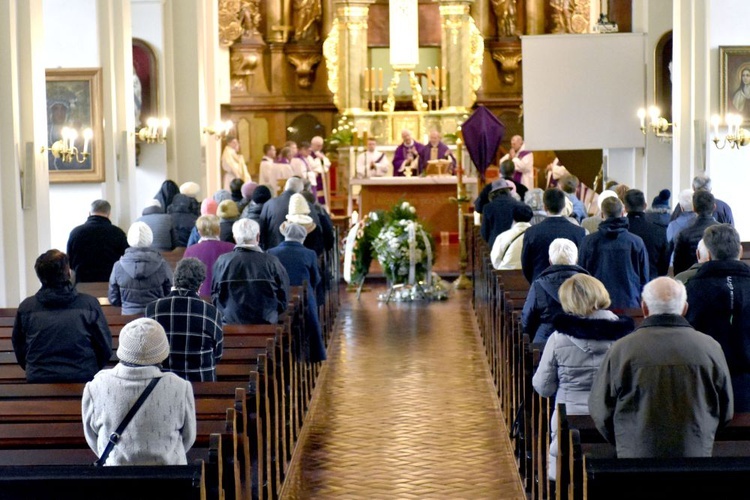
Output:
[
  {"xmin": 240, "ymin": 0, "xmax": 262, "ymax": 40},
  {"xmin": 550, "ymin": 0, "xmax": 577, "ymax": 33},
  {"xmin": 491, "ymin": 0, "xmax": 517, "ymax": 38},
  {"xmin": 293, "ymin": 0, "xmax": 322, "ymax": 42}
]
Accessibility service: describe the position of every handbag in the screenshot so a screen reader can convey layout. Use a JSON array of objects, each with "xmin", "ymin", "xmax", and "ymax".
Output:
[{"xmin": 93, "ymin": 377, "xmax": 161, "ymax": 466}]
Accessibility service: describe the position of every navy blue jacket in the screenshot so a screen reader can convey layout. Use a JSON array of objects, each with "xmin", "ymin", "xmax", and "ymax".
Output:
[
  {"xmin": 167, "ymin": 194, "xmax": 199, "ymax": 247},
  {"xmin": 578, "ymin": 217, "xmax": 649, "ymax": 310},
  {"xmin": 480, "ymin": 193, "xmax": 530, "ymax": 245},
  {"xmin": 522, "ymin": 264, "xmax": 590, "ymax": 344},
  {"xmin": 521, "ymin": 217, "xmax": 586, "ymax": 283},
  {"xmin": 671, "ymin": 197, "xmax": 734, "ymax": 226},
  {"xmin": 67, "ymin": 215, "xmax": 128, "ymax": 283},
  {"xmin": 269, "ymin": 241, "xmax": 327, "ymax": 363},
  {"xmin": 626, "ymin": 211, "xmax": 671, "ymax": 278}
]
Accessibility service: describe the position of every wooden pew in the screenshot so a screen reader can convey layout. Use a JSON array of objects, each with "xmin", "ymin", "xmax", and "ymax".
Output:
[{"xmin": 0, "ymin": 463, "xmax": 207, "ymax": 500}]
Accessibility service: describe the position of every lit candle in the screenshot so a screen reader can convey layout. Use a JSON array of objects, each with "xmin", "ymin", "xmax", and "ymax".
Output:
[
  {"xmin": 148, "ymin": 117, "xmax": 158, "ymax": 138},
  {"xmin": 60, "ymin": 127, "xmax": 69, "ymax": 148},
  {"xmin": 378, "ymin": 68, "xmax": 384, "ymax": 92},
  {"xmin": 637, "ymin": 108, "xmax": 646, "ymax": 129},
  {"xmin": 363, "ymin": 68, "xmax": 369, "ymax": 92},
  {"xmin": 648, "ymin": 106, "xmax": 660, "ymax": 126},
  {"xmin": 161, "ymin": 118, "xmax": 170, "ymax": 139},
  {"xmin": 711, "ymin": 115, "xmax": 720, "ymax": 138},
  {"xmin": 82, "ymin": 128, "xmax": 93, "ymax": 154},
  {"xmin": 441, "ymin": 66, "xmax": 447, "ymax": 90},
  {"xmin": 68, "ymin": 129, "xmax": 78, "ymax": 151}
]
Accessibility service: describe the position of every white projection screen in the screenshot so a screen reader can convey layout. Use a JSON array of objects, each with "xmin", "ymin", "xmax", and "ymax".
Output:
[{"xmin": 521, "ymin": 33, "xmax": 647, "ymax": 150}]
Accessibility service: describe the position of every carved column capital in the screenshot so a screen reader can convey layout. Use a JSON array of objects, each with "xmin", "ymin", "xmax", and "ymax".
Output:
[{"xmin": 489, "ymin": 44, "xmax": 522, "ymax": 86}]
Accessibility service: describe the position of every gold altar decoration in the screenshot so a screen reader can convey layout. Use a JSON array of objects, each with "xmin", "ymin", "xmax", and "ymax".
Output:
[
  {"xmin": 491, "ymin": 48, "xmax": 522, "ymax": 86},
  {"xmin": 218, "ymin": 0, "xmax": 245, "ymax": 47},
  {"xmin": 468, "ymin": 18, "xmax": 484, "ymax": 104},
  {"xmin": 322, "ymin": 18, "xmax": 340, "ymax": 108},
  {"xmin": 550, "ymin": 0, "xmax": 592, "ymax": 34},
  {"xmin": 287, "ymin": 50, "xmax": 322, "ymax": 88}
]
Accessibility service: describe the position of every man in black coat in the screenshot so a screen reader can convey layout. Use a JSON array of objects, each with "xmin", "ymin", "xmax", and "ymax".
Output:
[
  {"xmin": 686, "ymin": 224, "xmax": 750, "ymax": 411},
  {"xmin": 66, "ymin": 200, "xmax": 128, "ymax": 283},
  {"xmin": 259, "ymin": 176, "xmax": 305, "ymax": 250},
  {"xmin": 672, "ymin": 190, "xmax": 719, "ymax": 275},
  {"xmin": 624, "ymin": 189, "xmax": 671, "ymax": 278},
  {"xmin": 480, "ymin": 179, "xmax": 531, "ymax": 245},
  {"xmin": 521, "ymin": 188, "xmax": 585, "ymax": 283}
]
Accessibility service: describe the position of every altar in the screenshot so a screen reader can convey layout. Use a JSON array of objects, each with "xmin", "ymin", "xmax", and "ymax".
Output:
[{"xmin": 350, "ymin": 177, "xmax": 477, "ymax": 236}]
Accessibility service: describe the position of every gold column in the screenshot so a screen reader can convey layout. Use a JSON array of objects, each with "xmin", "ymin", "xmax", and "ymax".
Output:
[
  {"xmin": 525, "ymin": 0, "xmax": 545, "ymax": 34},
  {"xmin": 437, "ymin": 1, "xmax": 484, "ymax": 111},
  {"xmin": 324, "ymin": 1, "xmax": 374, "ymax": 112}
]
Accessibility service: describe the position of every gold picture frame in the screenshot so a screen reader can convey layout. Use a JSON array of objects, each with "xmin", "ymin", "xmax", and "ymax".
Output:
[
  {"xmin": 46, "ymin": 68, "xmax": 104, "ymax": 183},
  {"xmin": 720, "ymin": 46, "xmax": 750, "ymax": 124}
]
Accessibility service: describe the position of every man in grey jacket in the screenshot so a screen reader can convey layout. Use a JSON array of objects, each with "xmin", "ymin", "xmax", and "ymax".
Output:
[{"xmin": 588, "ymin": 276, "xmax": 733, "ymax": 458}]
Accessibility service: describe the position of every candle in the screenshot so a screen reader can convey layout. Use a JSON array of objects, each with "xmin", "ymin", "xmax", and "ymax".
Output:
[
  {"xmin": 711, "ymin": 115, "xmax": 720, "ymax": 138},
  {"xmin": 637, "ymin": 108, "xmax": 646, "ymax": 129},
  {"xmin": 434, "ymin": 66, "xmax": 440, "ymax": 93},
  {"xmin": 378, "ymin": 67, "xmax": 384, "ymax": 91},
  {"xmin": 456, "ymin": 138, "xmax": 463, "ymax": 184},
  {"xmin": 161, "ymin": 118, "xmax": 170, "ymax": 139},
  {"xmin": 82, "ymin": 128, "xmax": 93, "ymax": 154},
  {"xmin": 68, "ymin": 129, "xmax": 78, "ymax": 151},
  {"xmin": 363, "ymin": 68, "xmax": 369, "ymax": 92},
  {"xmin": 441, "ymin": 66, "xmax": 447, "ymax": 90},
  {"xmin": 426, "ymin": 67, "xmax": 432, "ymax": 92}
]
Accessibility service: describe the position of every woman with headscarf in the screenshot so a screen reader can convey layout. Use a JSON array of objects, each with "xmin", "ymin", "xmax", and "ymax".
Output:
[
  {"xmin": 241, "ymin": 185, "xmax": 272, "ymax": 223},
  {"xmin": 216, "ymin": 200, "xmax": 240, "ymax": 243},
  {"xmin": 186, "ymin": 198, "xmax": 219, "ymax": 247},
  {"xmin": 153, "ymin": 180, "xmax": 179, "ymax": 211}
]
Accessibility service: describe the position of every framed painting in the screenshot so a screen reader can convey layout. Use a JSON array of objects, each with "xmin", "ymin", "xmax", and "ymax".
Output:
[
  {"xmin": 720, "ymin": 46, "xmax": 750, "ymax": 124},
  {"xmin": 133, "ymin": 38, "xmax": 158, "ymax": 129},
  {"xmin": 46, "ymin": 68, "xmax": 104, "ymax": 183}
]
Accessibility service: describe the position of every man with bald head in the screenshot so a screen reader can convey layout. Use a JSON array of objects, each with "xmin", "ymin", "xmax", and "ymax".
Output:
[
  {"xmin": 499, "ymin": 135, "xmax": 534, "ymax": 190},
  {"xmin": 418, "ymin": 130, "xmax": 456, "ymax": 175},
  {"xmin": 392, "ymin": 129, "xmax": 424, "ymax": 176},
  {"xmin": 589, "ymin": 277, "xmax": 733, "ymax": 459}
]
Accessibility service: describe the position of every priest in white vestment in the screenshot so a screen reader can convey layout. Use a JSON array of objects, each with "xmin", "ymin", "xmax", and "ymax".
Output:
[{"xmin": 356, "ymin": 138, "xmax": 391, "ymax": 178}]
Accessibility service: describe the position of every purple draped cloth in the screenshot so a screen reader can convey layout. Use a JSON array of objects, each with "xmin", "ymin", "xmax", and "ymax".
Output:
[
  {"xmin": 392, "ymin": 141, "xmax": 424, "ymax": 176},
  {"xmin": 418, "ymin": 141, "xmax": 456, "ymax": 175},
  {"xmin": 460, "ymin": 106, "xmax": 506, "ymax": 181}
]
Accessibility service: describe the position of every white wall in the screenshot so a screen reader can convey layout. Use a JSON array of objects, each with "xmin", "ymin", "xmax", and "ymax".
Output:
[
  {"xmin": 132, "ymin": 0, "xmax": 169, "ymax": 217},
  {"xmin": 44, "ymin": 0, "xmax": 104, "ymax": 252},
  {"xmin": 707, "ymin": 0, "xmax": 750, "ymax": 240}
]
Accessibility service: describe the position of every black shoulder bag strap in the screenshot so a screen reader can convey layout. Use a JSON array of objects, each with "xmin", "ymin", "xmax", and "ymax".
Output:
[{"xmin": 94, "ymin": 377, "xmax": 161, "ymax": 466}]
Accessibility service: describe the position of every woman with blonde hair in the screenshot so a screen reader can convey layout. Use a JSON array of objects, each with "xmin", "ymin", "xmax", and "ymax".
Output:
[{"xmin": 532, "ymin": 274, "xmax": 634, "ymax": 484}]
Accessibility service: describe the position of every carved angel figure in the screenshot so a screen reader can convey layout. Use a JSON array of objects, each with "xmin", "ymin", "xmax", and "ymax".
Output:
[
  {"xmin": 293, "ymin": 0, "xmax": 322, "ymax": 42},
  {"xmin": 240, "ymin": 0, "xmax": 262, "ymax": 39},
  {"xmin": 550, "ymin": 0, "xmax": 579, "ymax": 34}
]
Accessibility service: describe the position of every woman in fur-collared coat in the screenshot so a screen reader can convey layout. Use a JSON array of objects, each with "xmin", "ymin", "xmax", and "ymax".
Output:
[{"xmin": 532, "ymin": 274, "xmax": 634, "ymax": 482}]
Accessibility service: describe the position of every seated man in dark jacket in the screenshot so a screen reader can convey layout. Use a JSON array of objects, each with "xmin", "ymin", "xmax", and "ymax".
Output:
[
  {"xmin": 686, "ymin": 224, "xmax": 750, "ymax": 411},
  {"xmin": 12, "ymin": 250, "xmax": 112, "ymax": 382},
  {"xmin": 522, "ymin": 238, "xmax": 589, "ymax": 344},
  {"xmin": 212, "ymin": 218, "xmax": 290, "ymax": 325},
  {"xmin": 578, "ymin": 197, "xmax": 649, "ymax": 310}
]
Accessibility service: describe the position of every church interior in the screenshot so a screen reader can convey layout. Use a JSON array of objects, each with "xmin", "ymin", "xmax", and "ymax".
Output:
[{"xmin": 1, "ymin": 0, "xmax": 750, "ymax": 498}]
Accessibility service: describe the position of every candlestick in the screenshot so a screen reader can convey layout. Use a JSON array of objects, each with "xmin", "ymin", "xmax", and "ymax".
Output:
[
  {"xmin": 82, "ymin": 128, "xmax": 93, "ymax": 154},
  {"xmin": 364, "ymin": 68, "xmax": 369, "ymax": 92},
  {"xmin": 711, "ymin": 115, "xmax": 720, "ymax": 138},
  {"xmin": 441, "ymin": 66, "xmax": 447, "ymax": 90},
  {"xmin": 434, "ymin": 66, "xmax": 440, "ymax": 93},
  {"xmin": 378, "ymin": 67, "xmax": 384, "ymax": 92}
]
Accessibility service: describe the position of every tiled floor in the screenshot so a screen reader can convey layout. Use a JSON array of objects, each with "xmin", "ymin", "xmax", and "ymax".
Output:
[{"xmin": 282, "ymin": 286, "xmax": 525, "ymax": 499}]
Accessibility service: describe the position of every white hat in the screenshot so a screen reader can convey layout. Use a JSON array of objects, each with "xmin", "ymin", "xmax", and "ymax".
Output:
[
  {"xmin": 285, "ymin": 193, "xmax": 313, "ymax": 225},
  {"xmin": 281, "ymin": 222, "xmax": 308, "ymax": 243},
  {"xmin": 127, "ymin": 221, "xmax": 153, "ymax": 248},
  {"xmin": 117, "ymin": 318, "xmax": 170, "ymax": 366},
  {"xmin": 597, "ymin": 190, "xmax": 619, "ymax": 211},
  {"xmin": 180, "ymin": 181, "xmax": 201, "ymax": 197}
]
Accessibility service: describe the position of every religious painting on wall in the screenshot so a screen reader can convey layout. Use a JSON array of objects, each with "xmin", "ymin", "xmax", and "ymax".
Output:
[
  {"xmin": 133, "ymin": 38, "xmax": 158, "ymax": 130},
  {"xmin": 45, "ymin": 68, "xmax": 104, "ymax": 183},
  {"xmin": 654, "ymin": 31, "xmax": 672, "ymax": 123},
  {"xmin": 720, "ymin": 46, "xmax": 750, "ymax": 124}
]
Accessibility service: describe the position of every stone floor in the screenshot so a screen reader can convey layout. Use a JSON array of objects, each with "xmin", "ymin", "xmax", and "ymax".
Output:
[{"xmin": 282, "ymin": 285, "xmax": 525, "ymax": 499}]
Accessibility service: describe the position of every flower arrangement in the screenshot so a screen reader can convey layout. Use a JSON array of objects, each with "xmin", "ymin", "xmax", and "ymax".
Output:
[
  {"xmin": 348, "ymin": 209, "xmax": 386, "ymax": 284},
  {"xmin": 325, "ymin": 115, "xmax": 355, "ymax": 152},
  {"xmin": 371, "ymin": 202, "xmax": 434, "ymax": 285}
]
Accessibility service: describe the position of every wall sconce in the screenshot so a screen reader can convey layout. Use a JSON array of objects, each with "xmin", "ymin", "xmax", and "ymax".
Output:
[
  {"xmin": 203, "ymin": 120, "xmax": 234, "ymax": 139},
  {"xmin": 137, "ymin": 117, "xmax": 170, "ymax": 143},
  {"xmin": 41, "ymin": 126, "xmax": 93, "ymax": 163},
  {"xmin": 637, "ymin": 106, "xmax": 674, "ymax": 141},
  {"xmin": 711, "ymin": 114, "xmax": 750, "ymax": 149}
]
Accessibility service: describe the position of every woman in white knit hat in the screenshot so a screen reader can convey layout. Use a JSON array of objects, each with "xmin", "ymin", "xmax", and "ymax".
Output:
[
  {"xmin": 108, "ymin": 222, "xmax": 173, "ymax": 315},
  {"xmin": 82, "ymin": 317, "xmax": 196, "ymax": 465}
]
